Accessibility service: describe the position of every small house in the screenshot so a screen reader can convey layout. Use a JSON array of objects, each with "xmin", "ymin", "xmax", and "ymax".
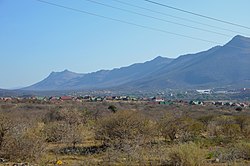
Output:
[
  {"xmin": 189, "ymin": 100, "xmax": 203, "ymax": 105},
  {"xmin": 152, "ymin": 97, "xmax": 165, "ymax": 102},
  {"xmin": 60, "ymin": 96, "xmax": 73, "ymax": 101}
]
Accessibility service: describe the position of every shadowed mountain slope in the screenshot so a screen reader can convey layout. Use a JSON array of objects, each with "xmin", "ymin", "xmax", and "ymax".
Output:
[{"xmin": 24, "ymin": 35, "xmax": 250, "ymax": 91}]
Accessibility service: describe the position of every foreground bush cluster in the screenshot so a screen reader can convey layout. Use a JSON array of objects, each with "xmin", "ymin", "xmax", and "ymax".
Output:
[{"xmin": 0, "ymin": 101, "xmax": 250, "ymax": 165}]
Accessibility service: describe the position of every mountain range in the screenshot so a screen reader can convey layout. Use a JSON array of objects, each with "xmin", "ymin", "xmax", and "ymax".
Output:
[{"xmin": 23, "ymin": 35, "xmax": 250, "ymax": 91}]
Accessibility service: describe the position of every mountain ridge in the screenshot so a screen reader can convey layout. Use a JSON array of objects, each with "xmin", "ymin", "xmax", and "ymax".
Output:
[
  {"xmin": 24, "ymin": 56, "xmax": 174, "ymax": 91},
  {"xmin": 125, "ymin": 35, "xmax": 250, "ymax": 89},
  {"xmin": 23, "ymin": 35, "xmax": 250, "ymax": 91}
]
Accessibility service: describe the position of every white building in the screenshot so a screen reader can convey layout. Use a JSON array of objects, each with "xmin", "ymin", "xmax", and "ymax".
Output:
[{"xmin": 196, "ymin": 89, "xmax": 211, "ymax": 94}]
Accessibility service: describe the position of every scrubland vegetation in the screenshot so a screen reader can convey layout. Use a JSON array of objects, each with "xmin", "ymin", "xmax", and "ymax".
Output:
[{"xmin": 0, "ymin": 100, "xmax": 250, "ymax": 165}]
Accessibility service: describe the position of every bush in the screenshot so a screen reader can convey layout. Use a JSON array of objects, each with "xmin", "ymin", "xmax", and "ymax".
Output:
[
  {"xmin": 43, "ymin": 122, "xmax": 66, "ymax": 142},
  {"xmin": 43, "ymin": 109, "xmax": 87, "ymax": 147},
  {"xmin": 159, "ymin": 114, "xmax": 204, "ymax": 142},
  {"xmin": 168, "ymin": 142, "xmax": 205, "ymax": 166},
  {"xmin": 233, "ymin": 141, "xmax": 250, "ymax": 160},
  {"xmin": 0, "ymin": 114, "xmax": 13, "ymax": 150},
  {"xmin": 1, "ymin": 124, "xmax": 45, "ymax": 162},
  {"xmin": 108, "ymin": 105, "xmax": 117, "ymax": 113},
  {"xmin": 210, "ymin": 141, "xmax": 250, "ymax": 163},
  {"xmin": 243, "ymin": 124, "xmax": 250, "ymax": 138},
  {"xmin": 95, "ymin": 110, "xmax": 155, "ymax": 148},
  {"xmin": 196, "ymin": 136, "xmax": 233, "ymax": 148},
  {"xmin": 207, "ymin": 116, "xmax": 241, "ymax": 138},
  {"xmin": 62, "ymin": 123, "xmax": 85, "ymax": 148},
  {"xmin": 234, "ymin": 116, "xmax": 250, "ymax": 138}
]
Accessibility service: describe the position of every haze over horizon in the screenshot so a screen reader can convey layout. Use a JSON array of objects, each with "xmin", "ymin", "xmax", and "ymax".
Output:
[{"xmin": 1, "ymin": 0, "xmax": 250, "ymax": 89}]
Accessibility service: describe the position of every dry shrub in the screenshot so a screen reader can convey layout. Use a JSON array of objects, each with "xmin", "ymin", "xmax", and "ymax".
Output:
[
  {"xmin": 43, "ymin": 121, "xmax": 66, "ymax": 142},
  {"xmin": 168, "ymin": 142, "xmax": 205, "ymax": 166},
  {"xmin": 243, "ymin": 125, "xmax": 250, "ymax": 138},
  {"xmin": 95, "ymin": 110, "xmax": 155, "ymax": 148},
  {"xmin": 0, "ymin": 114, "xmax": 14, "ymax": 150},
  {"xmin": 0, "ymin": 104, "xmax": 16, "ymax": 110},
  {"xmin": 62, "ymin": 123, "xmax": 85, "ymax": 148},
  {"xmin": 1, "ymin": 124, "xmax": 45, "ymax": 162},
  {"xmin": 207, "ymin": 115, "xmax": 241, "ymax": 138},
  {"xmin": 159, "ymin": 113, "xmax": 204, "ymax": 142},
  {"xmin": 209, "ymin": 141, "xmax": 250, "ymax": 163},
  {"xmin": 232, "ymin": 141, "xmax": 250, "ymax": 160},
  {"xmin": 43, "ymin": 109, "xmax": 87, "ymax": 147}
]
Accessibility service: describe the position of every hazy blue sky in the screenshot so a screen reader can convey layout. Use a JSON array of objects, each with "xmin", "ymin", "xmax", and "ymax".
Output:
[{"xmin": 1, "ymin": 0, "xmax": 250, "ymax": 89}]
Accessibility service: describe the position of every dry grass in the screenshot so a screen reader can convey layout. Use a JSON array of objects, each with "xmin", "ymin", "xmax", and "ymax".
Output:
[{"xmin": 1, "ymin": 101, "xmax": 250, "ymax": 165}]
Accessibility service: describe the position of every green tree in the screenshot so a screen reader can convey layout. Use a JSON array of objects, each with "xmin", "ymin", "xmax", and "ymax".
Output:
[{"xmin": 108, "ymin": 105, "xmax": 117, "ymax": 113}]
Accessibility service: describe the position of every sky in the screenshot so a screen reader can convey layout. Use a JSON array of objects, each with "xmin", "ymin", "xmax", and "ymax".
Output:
[{"xmin": 0, "ymin": 0, "xmax": 250, "ymax": 89}]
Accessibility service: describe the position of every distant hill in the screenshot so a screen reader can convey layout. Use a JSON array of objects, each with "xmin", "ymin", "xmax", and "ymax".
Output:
[
  {"xmin": 24, "ymin": 57, "xmax": 173, "ymax": 91},
  {"xmin": 24, "ymin": 70, "xmax": 85, "ymax": 91},
  {"xmin": 125, "ymin": 35, "xmax": 250, "ymax": 89},
  {"xmin": 0, "ymin": 88, "xmax": 26, "ymax": 97},
  {"xmin": 23, "ymin": 35, "xmax": 250, "ymax": 91}
]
